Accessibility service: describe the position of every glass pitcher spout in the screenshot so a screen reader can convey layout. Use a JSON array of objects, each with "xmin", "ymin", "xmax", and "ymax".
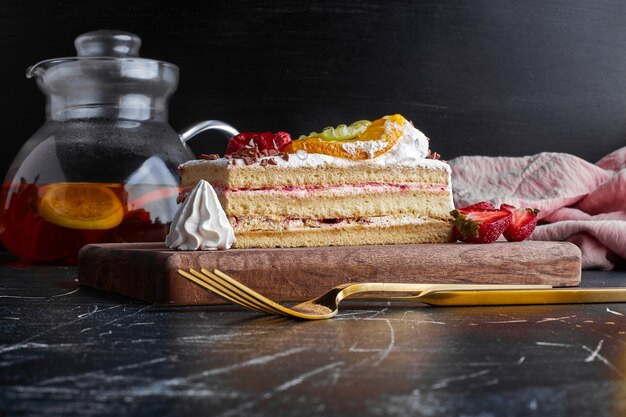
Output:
[{"xmin": 25, "ymin": 61, "xmax": 47, "ymax": 79}]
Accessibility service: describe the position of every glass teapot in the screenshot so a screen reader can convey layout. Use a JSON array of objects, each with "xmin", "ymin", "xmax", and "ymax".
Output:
[{"xmin": 0, "ymin": 30, "xmax": 238, "ymax": 264}]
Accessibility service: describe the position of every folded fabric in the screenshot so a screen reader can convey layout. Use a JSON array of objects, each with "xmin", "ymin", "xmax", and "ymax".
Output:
[{"xmin": 449, "ymin": 146, "xmax": 626, "ymax": 270}]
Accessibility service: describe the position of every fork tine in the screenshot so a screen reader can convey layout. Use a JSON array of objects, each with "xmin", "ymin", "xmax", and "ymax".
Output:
[
  {"xmin": 209, "ymin": 269, "xmax": 294, "ymax": 313},
  {"xmin": 210, "ymin": 268, "xmax": 287, "ymax": 310},
  {"xmin": 202, "ymin": 269, "xmax": 291, "ymax": 316},
  {"xmin": 179, "ymin": 269, "xmax": 269, "ymax": 314},
  {"xmin": 188, "ymin": 269, "xmax": 278, "ymax": 315},
  {"xmin": 181, "ymin": 269, "xmax": 267, "ymax": 313}
]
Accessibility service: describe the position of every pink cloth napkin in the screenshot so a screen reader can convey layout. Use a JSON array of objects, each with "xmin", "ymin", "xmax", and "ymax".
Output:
[{"xmin": 448, "ymin": 147, "xmax": 626, "ymax": 270}]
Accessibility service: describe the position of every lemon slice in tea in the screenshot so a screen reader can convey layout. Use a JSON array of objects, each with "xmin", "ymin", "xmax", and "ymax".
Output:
[{"xmin": 38, "ymin": 183, "xmax": 124, "ymax": 230}]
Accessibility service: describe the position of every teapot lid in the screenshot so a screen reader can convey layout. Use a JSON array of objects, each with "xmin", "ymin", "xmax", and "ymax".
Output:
[
  {"xmin": 74, "ymin": 30, "xmax": 144, "ymax": 58},
  {"xmin": 27, "ymin": 30, "xmax": 179, "ymax": 96}
]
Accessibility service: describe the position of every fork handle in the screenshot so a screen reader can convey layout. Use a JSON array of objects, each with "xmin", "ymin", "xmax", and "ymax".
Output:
[
  {"xmin": 339, "ymin": 283, "xmax": 548, "ymax": 304},
  {"xmin": 415, "ymin": 288, "xmax": 626, "ymax": 306},
  {"xmin": 341, "ymin": 282, "xmax": 550, "ymax": 295}
]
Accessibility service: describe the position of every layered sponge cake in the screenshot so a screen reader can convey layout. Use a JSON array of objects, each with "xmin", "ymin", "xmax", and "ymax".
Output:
[{"xmin": 178, "ymin": 114, "xmax": 454, "ymax": 248}]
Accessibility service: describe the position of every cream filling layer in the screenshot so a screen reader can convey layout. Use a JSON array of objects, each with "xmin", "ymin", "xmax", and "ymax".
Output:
[{"xmin": 229, "ymin": 214, "xmax": 443, "ymax": 233}]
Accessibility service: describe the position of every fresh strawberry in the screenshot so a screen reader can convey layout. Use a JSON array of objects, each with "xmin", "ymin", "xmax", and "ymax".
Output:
[
  {"xmin": 450, "ymin": 208, "xmax": 512, "ymax": 243},
  {"xmin": 251, "ymin": 132, "xmax": 275, "ymax": 151},
  {"xmin": 226, "ymin": 132, "xmax": 256, "ymax": 154},
  {"xmin": 272, "ymin": 131, "xmax": 293, "ymax": 150},
  {"xmin": 225, "ymin": 131, "xmax": 292, "ymax": 154},
  {"xmin": 500, "ymin": 204, "xmax": 540, "ymax": 242},
  {"xmin": 462, "ymin": 201, "xmax": 496, "ymax": 211}
]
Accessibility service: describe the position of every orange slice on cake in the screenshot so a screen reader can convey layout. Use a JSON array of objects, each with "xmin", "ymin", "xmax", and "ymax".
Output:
[
  {"xmin": 283, "ymin": 114, "xmax": 407, "ymax": 160},
  {"xmin": 38, "ymin": 183, "xmax": 124, "ymax": 230}
]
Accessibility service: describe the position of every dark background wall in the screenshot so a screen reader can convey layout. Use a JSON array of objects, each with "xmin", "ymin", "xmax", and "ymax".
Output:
[{"xmin": 2, "ymin": 0, "xmax": 626, "ymax": 176}]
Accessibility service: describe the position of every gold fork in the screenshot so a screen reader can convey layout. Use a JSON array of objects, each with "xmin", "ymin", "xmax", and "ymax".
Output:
[
  {"xmin": 179, "ymin": 269, "xmax": 626, "ymax": 320},
  {"xmin": 178, "ymin": 268, "xmax": 557, "ymax": 319}
]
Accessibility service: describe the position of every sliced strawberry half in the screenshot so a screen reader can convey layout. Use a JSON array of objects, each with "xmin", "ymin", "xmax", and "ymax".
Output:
[
  {"xmin": 500, "ymin": 204, "xmax": 540, "ymax": 242},
  {"xmin": 461, "ymin": 201, "xmax": 496, "ymax": 211},
  {"xmin": 450, "ymin": 208, "xmax": 512, "ymax": 243},
  {"xmin": 226, "ymin": 132, "xmax": 256, "ymax": 154},
  {"xmin": 251, "ymin": 132, "xmax": 275, "ymax": 151},
  {"xmin": 271, "ymin": 131, "xmax": 293, "ymax": 150},
  {"xmin": 225, "ymin": 131, "xmax": 293, "ymax": 154}
]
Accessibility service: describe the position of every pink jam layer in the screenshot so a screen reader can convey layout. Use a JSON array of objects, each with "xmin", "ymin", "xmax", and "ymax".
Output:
[{"xmin": 217, "ymin": 182, "xmax": 449, "ymax": 197}]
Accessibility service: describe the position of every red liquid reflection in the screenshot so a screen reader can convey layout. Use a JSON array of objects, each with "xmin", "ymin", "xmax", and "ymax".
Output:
[{"xmin": 0, "ymin": 182, "xmax": 179, "ymax": 264}]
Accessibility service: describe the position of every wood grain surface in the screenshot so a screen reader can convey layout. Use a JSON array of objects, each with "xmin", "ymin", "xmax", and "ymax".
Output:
[{"xmin": 78, "ymin": 241, "xmax": 581, "ymax": 305}]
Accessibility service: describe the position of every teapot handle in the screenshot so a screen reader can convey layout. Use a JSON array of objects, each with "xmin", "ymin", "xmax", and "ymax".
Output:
[{"xmin": 179, "ymin": 120, "xmax": 239, "ymax": 143}]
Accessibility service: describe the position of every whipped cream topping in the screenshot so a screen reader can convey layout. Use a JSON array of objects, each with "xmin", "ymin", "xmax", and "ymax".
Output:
[
  {"xmin": 165, "ymin": 180, "xmax": 235, "ymax": 250},
  {"xmin": 339, "ymin": 118, "xmax": 430, "ymax": 161},
  {"xmin": 182, "ymin": 119, "xmax": 444, "ymax": 171},
  {"xmin": 340, "ymin": 138, "xmax": 390, "ymax": 159}
]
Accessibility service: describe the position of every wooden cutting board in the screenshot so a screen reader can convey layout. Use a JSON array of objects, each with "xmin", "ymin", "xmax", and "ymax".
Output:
[{"xmin": 77, "ymin": 241, "xmax": 581, "ymax": 305}]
